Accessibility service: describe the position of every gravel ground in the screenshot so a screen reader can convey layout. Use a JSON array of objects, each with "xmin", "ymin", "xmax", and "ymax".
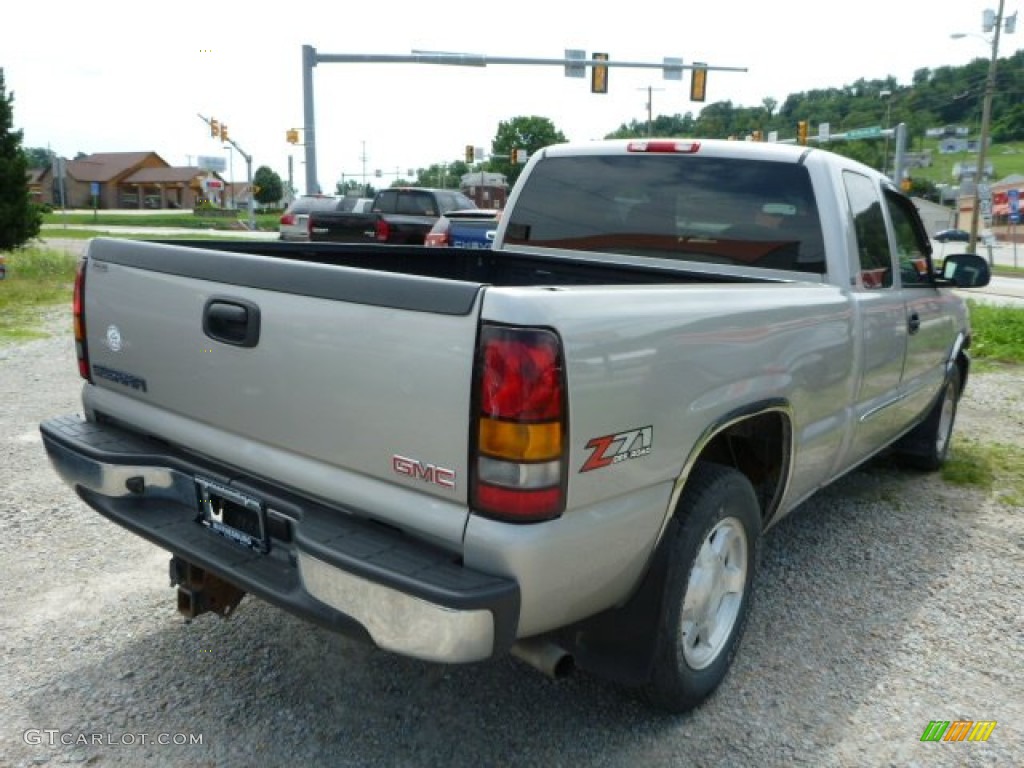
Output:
[{"xmin": 2, "ymin": 303, "xmax": 1022, "ymax": 768}]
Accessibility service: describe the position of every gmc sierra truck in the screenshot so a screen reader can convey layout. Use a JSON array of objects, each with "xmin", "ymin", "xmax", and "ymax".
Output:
[
  {"xmin": 307, "ymin": 186, "xmax": 476, "ymax": 244},
  {"xmin": 40, "ymin": 138, "xmax": 989, "ymax": 713}
]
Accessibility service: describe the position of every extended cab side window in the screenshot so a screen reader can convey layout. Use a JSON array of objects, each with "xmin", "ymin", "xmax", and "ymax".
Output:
[
  {"xmin": 372, "ymin": 190, "xmax": 397, "ymax": 214},
  {"xmin": 884, "ymin": 190, "xmax": 934, "ymax": 285},
  {"xmin": 398, "ymin": 193, "xmax": 436, "ymax": 216},
  {"xmin": 843, "ymin": 171, "xmax": 893, "ymax": 290}
]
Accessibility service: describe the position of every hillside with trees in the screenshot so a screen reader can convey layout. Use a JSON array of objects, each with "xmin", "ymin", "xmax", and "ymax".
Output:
[{"xmin": 605, "ymin": 50, "xmax": 1024, "ymax": 186}]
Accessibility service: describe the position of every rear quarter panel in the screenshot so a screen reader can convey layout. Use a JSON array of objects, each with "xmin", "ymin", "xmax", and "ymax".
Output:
[{"xmin": 465, "ymin": 280, "xmax": 856, "ymax": 634}]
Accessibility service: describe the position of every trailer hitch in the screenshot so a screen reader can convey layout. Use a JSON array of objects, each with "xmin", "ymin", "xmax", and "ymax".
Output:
[{"xmin": 169, "ymin": 556, "xmax": 246, "ymax": 620}]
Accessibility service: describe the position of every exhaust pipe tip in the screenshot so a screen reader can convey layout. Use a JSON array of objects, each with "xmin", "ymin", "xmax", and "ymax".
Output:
[{"xmin": 511, "ymin": 638, "xmax": 575, "ymax": 679}]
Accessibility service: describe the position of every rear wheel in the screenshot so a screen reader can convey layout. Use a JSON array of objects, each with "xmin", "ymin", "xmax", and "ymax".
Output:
[{"xmin": 643, "ymin": 462, "xmax": 761, "ymax": 714}]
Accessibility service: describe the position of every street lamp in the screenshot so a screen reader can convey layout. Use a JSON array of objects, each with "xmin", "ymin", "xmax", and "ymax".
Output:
[{"xmin": 951, "ymin": 1, "xmax": 1015, "ymax": 258}]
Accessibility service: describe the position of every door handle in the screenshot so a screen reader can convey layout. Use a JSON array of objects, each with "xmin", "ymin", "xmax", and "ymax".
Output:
[
  {"xmin": 907, "ymin": 311, "xmax": 921, "ymax": 335},
  {"xmin": 203, "ymin": 298, "xmax": 261, "ymax": 347}
]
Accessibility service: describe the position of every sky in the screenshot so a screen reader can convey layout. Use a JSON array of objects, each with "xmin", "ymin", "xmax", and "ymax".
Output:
[{"xmin": 4, "ymin": 1, "xmax": 1022, "ymax": 196}]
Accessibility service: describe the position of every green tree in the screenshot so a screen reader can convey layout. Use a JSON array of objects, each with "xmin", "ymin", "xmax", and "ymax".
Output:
[
  {"xmin": 490, "ymin": 116, "xmax": 567, "ymax": 186},
  {"xmin": 414, "ymin": 162, "xmax": 465, "ymax": 189},
  {"xmin": 252, "ymin": 165, "xmax": 284, "ymax": 206},
  {"xmin": 0, "ymin": 69, "xmax": 41, "ymax": 251},
  {"xmin": 336, "ymin": 179, "xmax": 363, "ymax": 196},
  {"xmin": 905, "ymin": 177, "xmax": 939, "ymax": 201},
  {"xmin": 23, "ymin": 146, "xmax": 52, "ymax": 169}
]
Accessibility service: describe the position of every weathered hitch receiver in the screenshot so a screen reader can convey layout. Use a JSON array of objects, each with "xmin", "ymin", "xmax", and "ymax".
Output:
[{"xmin": 169, "ymin": 556, "xmax": 246, "ymax": 620}]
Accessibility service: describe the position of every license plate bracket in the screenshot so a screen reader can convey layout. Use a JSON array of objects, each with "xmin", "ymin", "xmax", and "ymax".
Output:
[{"xmin": 195, "ymin": 477, "xmax": 268, "ymax": 553}]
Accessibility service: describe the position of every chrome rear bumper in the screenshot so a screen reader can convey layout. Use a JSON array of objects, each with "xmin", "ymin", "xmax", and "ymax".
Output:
[{"xmin": 40, "ymin": 414, "xmax": 519, "ymax": 663}]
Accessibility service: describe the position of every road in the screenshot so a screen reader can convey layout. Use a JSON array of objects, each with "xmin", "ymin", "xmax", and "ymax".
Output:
[{"xmin": 932, "ymin": 237, "xmax": 1024, "ymax": 270}]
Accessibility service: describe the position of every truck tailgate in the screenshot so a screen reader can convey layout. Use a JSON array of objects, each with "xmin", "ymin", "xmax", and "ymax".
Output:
[{"xmin": 80, "ymin": 238, "xmax": 484, "ymax": 546}]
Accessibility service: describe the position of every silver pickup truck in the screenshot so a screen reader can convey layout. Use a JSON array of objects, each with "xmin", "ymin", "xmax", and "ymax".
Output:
[{"xmin": 40, "ymin": 139, "xmax": 990, "ymax": 713}]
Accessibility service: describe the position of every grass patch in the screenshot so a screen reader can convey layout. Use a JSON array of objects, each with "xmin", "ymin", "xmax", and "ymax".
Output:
[
  {"xmin": 42, "ymin": 211, "xmax": 280, "ymax": 231},
  {"xmin": 966, "ymin": 300, "xmax": 1024, "ymax": 365},
  {"xmin": 38, "ymin": 228, "xmax": 265, "ymax": 242},
  {"xmin": 992, "ymin": 265, "xmax": 1024, "ymax": 278},
  {"xmin": 0, "ymin": 247, "xmax": 78, "ymax": 342},
  {"xmin": 944, "ymin": 439, "xmax": 1024, "ymax": 507}
]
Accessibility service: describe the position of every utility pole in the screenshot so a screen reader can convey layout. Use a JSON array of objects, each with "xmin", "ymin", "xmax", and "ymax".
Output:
[
  {"xmin": 637, "ymin": 86, "xmax": 665, "ymax": 137},
  {"xmin": 953, "ymin": 0, "xmax": 1015, "ymax": 259},
  {"xmin": 361, "ymin": 140, "xmax": 368, "ymax": 193},
  {"xmin": 879, "ymin": 90, "xmax": 892, "ymax": 178},
  {"xmin": 970, "ymin": 0, "xmax": 1003, "ymax": 258}
]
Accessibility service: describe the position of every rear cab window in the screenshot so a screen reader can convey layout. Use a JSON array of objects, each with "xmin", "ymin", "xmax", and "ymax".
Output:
[{"xmin": 503, "ymin": 154, "xmax": 827, "ymax": 275}]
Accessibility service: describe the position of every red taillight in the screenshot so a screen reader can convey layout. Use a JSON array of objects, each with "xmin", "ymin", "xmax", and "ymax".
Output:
[
  {"xmin": 375, "ymin": 218, "xmax": 390, "ymax": 242},
  {"xmin": 280, "ymin": 213, "xmax": 295, "ymax": 226},
  {"xmin": 73, "ymin": 259, "xmax": 90, "ymax": 381},
  {"xmin": 627, "ymin": 139, "xmax": 700, "ymax": 154},
  {"xmin": 471, "ymin": 325, "xmax": 567, "ymax": 522},
  {"xmin": 480, "ymin": 337, "xmax": 562, "ymax": 420},
  {"xmin": 425, "ymin": 229, "xmax": 449, "ymax": 247}
]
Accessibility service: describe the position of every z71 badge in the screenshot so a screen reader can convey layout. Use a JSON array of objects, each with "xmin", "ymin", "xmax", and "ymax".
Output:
[{"xmin": 580, "ymin": 426, "xmax": 653, "ymax": 472}]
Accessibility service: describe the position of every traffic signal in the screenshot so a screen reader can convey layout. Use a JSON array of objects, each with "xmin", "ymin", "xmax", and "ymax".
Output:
[
  {"xmin": 510, "ymin": 148, "xmax": 528, "ymax": 164},
  {"xmin": 797, "ymin": 121, "xmax": 808, "ymax": 146},
  {"xmin": 591, "ymin": 53, "xmax": 609, "ymax": 94},
  {"xmin": 220, "ymin": 124, "xmax": 229, "ymax": 142},
  {"xmin": 210, "ymin": 119, "xmax": 220, "ymax": 138},
  {"xmin": 690, "ymin": 63, "xmax": 707, "ymax": 102},
  {"xmin": 286, "ymin": 129, "xmax": 300, "ymax": 144},
  {"xmin": 465, "ymin": 144, "xmax": 475, "ymax": 163}
]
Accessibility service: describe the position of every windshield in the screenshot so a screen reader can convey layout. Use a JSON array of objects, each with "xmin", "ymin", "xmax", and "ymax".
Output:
[{"xmin": 503, "ymin": 154, "xmax": 826, "ymax": 274}]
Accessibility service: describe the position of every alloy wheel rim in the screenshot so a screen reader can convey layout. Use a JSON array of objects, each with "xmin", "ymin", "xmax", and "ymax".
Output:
[{"xmin": 680, "ymin": 515, "xmax": 748, "ymax": 670}]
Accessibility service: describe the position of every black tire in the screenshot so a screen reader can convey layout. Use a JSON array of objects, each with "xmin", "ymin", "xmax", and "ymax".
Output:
[
  {"xmin": 642, "ymin": 462, "xmax": 761, "ymax": 714},
  {"xmin": 895, "ymin": 366, "xmax": 962, "ymax": 471}
]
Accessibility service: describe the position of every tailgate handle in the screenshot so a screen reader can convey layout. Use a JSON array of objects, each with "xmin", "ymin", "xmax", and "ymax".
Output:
[{"xmin": 203, "ymin": 298, "xmax": 261, "ymax": 347}]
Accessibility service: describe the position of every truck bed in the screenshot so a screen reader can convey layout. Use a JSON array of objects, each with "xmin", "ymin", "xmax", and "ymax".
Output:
[{"xmin": 151, "ymin": 239, "xmax": 776, "ymax": 288}]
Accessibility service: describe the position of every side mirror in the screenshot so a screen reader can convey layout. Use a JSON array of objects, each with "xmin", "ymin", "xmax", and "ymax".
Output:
[{"xmin": 941, "ymin": 253, "xmax": 991, "ymax": 288}]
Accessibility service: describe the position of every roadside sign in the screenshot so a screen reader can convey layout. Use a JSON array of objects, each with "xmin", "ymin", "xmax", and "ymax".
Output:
[
  {"xmin": 90, "ymin": 182, "xmax": 99, "ymax": 196},
  {"xmin": 662, "ymin": 57, "xmax": 683, "ymax": 81},
  {"xmin": 818, "ymin": 122, "xmax": 830, "ymax": 142},
  {"xmin": 846, "ymin": 126, "xmax": 882, "ymax": 140},
  {"xmin": 564, "ymin": 49, "xmax": 586, "ymax": 78},
  {"xmin": 197, "ymin": 155, "xmax": 227, "ymax": 172}
]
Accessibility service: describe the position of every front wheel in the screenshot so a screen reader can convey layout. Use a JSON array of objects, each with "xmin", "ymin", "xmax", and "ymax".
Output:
[
  {"xmin": 642, "ymin": 462, "xmax": 761, "ymax": 714},
  {"xmin": 895, "ymin": 366, "xmax": 962, "ymax": 471}
]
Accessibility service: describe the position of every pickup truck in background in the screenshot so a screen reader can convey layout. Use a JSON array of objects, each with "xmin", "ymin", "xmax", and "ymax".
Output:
[
  {"xmin": 308, "ymin": 187, "xmax": 476, "ymax": 244},
  {"xmin": 425, "ymin": 208, "xmax": 501, "ymax": 248},
  {"xmin": 278, "ymin": 195, "xmax": 374, "ymax": 242},
  {"xmin": 41, "ymin": 138, "xmax": 990, "ymax": 713}
]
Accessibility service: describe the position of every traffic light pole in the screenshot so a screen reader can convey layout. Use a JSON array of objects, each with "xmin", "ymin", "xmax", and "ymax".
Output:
[
  {"xmin": 299, "ymin": 46, "xmax": 748, "ymax": 196},
  {"xmin": 197, "ymin": 114, "xmax": 256, "ymax": 231},
  {"xmin": 224, "ymin": 141, "xmax": 256, "ymax": 232}
]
